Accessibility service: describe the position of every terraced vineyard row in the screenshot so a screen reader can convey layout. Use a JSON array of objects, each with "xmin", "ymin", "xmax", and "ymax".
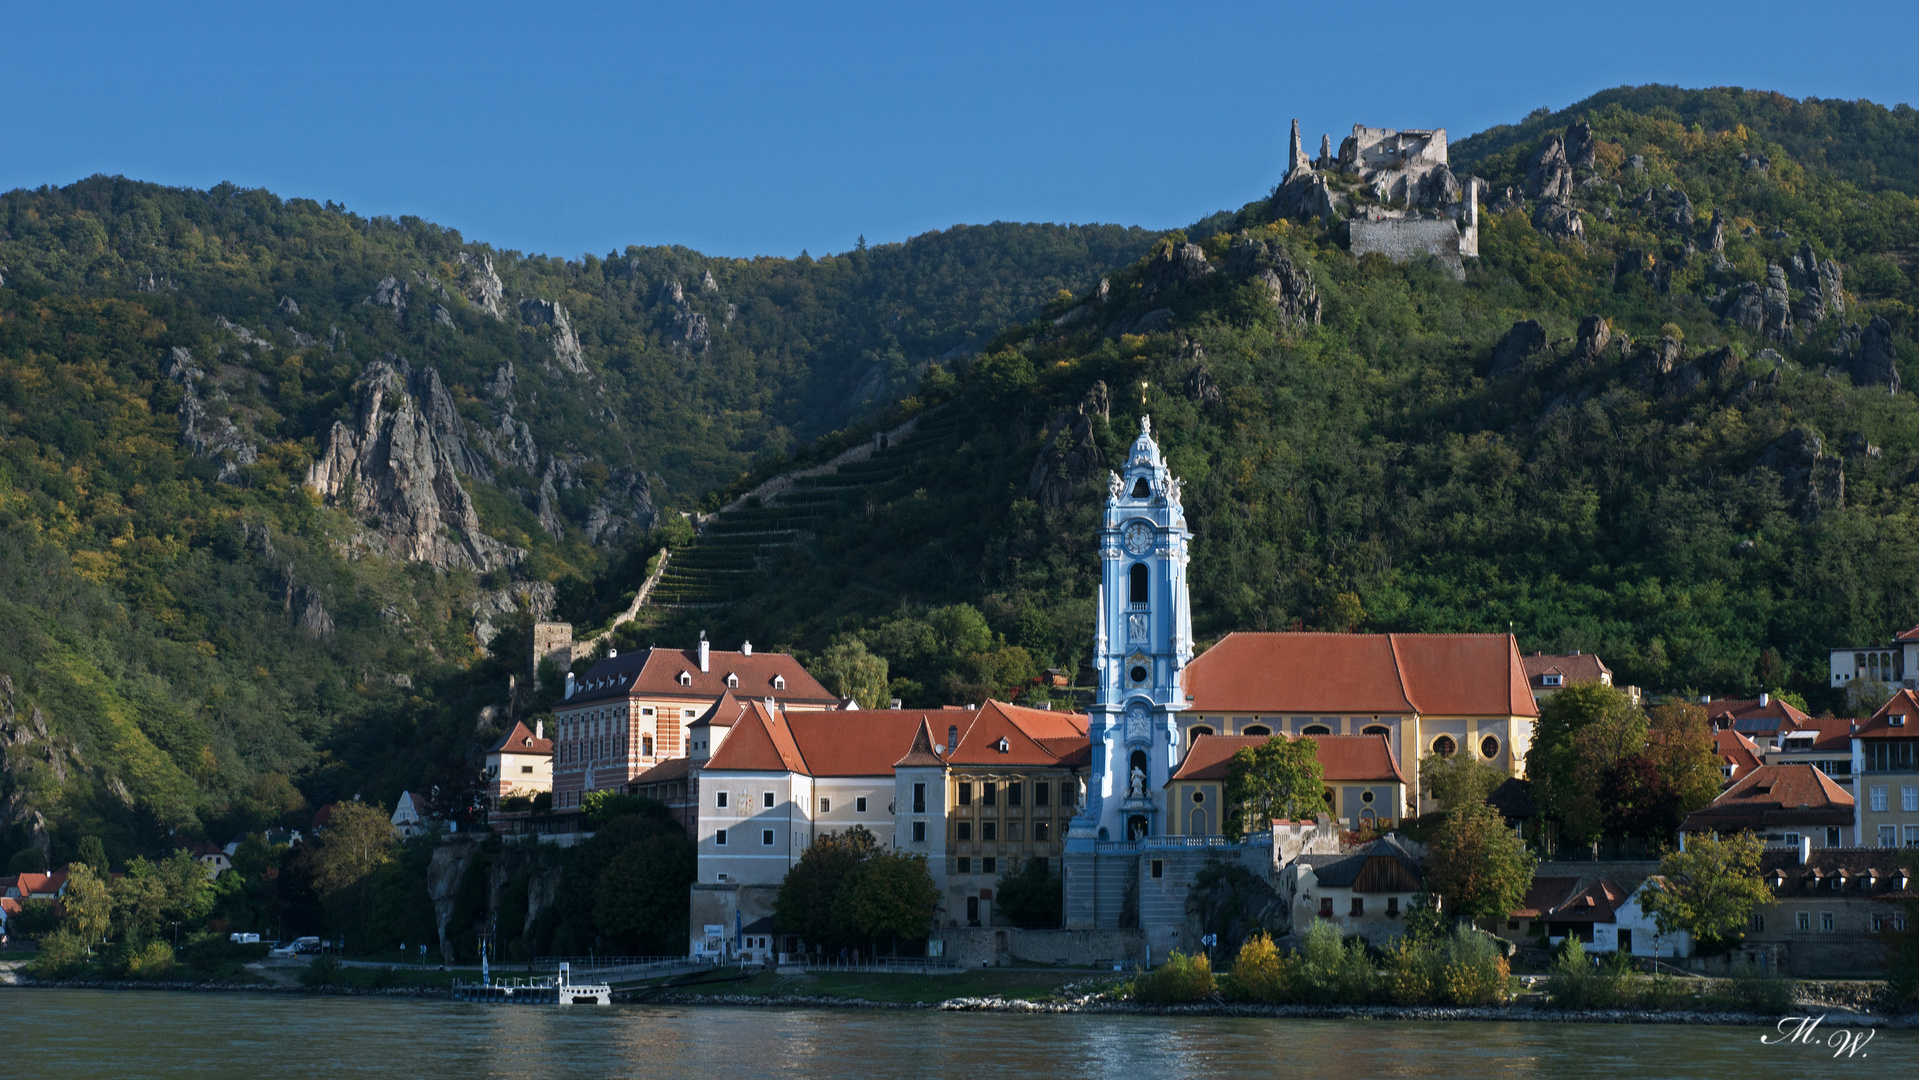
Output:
[{"xmin": 647, "ymin": 409, "xmax": 970, "ymax": 606}]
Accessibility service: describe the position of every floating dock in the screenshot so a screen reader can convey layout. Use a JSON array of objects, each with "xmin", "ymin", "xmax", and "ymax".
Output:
[{"xmin": 452, "ymin": 962, "xmax": 611, "ymax": 1005}]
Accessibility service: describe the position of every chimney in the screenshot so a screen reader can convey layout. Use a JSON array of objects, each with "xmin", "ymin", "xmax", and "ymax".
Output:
[
  {"xmin": 741, "ymin": 640, "xmax": 753, "ymax": 656},
  {"xmin": 1760, "ymin": 692, "xmax": 1770, "ymax": 707},
  {"xmin": 1798, "ymin": 835, "xmax": 1812, "ymax": 865},
  {"xmin": 536, "ymin": 720, "xmax": 544, "ymax": 741},
  {"xmin": 608, "ymin": 647, "xmax": 617, "ymax": 658},
  {"xmin": 699, "ymin": 631, "xmax": 710, "ymax": 673},
  {"xmin": 1700, "ymin": 695, "xmax": 1711, "ymax": 704},
  {"xmin": 565, "ymin": 672, "xmax": 576, "ymax": 699},
  {"xmin": 889, "ymin": 698, "xmax": 903, "ymax": 710}
]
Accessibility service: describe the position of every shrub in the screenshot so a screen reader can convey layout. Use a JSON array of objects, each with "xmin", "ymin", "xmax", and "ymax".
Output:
[
  {"xmin": 123, "ymin": 940, "xmax": 176, "ymax": 980},
  {"xmin": 1132, "ymin": 950, "xmax": 1216, "ymax": 1003},
  {"xmin": 1223, "ymin": 933, "xmax": 1290, "ymax": 1003},
  {"xmin": 1721, "ymin": 962, "xmax": 1793, "ymax": 1014},
  {"xmin": 301, "ymin": 954, "xmax": 342, "ymax": 987},
  {"xmin": 1382, "ymin": 939, "xmax": 1437, "ymax": 1005},
  {"xmin": 1297, "ymin": 919, "xmax": 1375, "ymax": 1004},
  {"xmin": 1546, "ymin": 939, "xmax": 1632, "ymax": 1009},
  {"xmin": 27, "ymin": 930, "xmax": 90, "ymax": 977}
]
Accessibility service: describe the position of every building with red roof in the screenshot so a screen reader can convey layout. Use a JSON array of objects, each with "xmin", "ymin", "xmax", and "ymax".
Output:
[
  {"xmin": 551, "ymin": 638, "xmax": 837, "ymax": 809},
  {"xmin": 1164, "ymin": 733, "xmax": 1407, "ymax": 835},
  {"xmin": 1681, "ymin": 763, "xmax": 1857, "ymax": 848},
  {"xmin": 1714, "ymin": 728, "xmax": 1763, "ymax": 785},
  {"xmin": 1828, "ymin": 626, "xmax": 1919, "ymax": 691},
  {"xmin": 484, "ymin": 720, "xmax": 553, "ymax": 809},
  {"xmin": 1521, "ymin": 651, "xmax": 1636, "ymax": 704},
  {"xmin": 1180, "ymin": 632, "xmax": 1537, "ymax": 813},
  {"xmin": 1857, "ymin": 688, "xmax": 1919, "ymax": 850}
]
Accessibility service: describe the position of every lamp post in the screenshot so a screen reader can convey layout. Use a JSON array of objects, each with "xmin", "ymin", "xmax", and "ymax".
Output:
[{"xmin": 169, "ymin": 921, "xmax": 180, "ymax": 953}]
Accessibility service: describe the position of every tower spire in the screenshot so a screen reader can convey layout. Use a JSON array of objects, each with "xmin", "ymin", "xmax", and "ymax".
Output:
[{"xmin": 1287, "ymin": 118, "xmax": 1311, "ymax": 181}]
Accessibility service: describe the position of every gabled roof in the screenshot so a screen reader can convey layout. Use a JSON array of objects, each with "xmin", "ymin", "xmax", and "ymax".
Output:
[
  {"xmin": 945, "ymin": 701, "xmax": 1088, "ymax": 767},
  {"xmin": 688, "ymin": 690, "xmax": 749, "ymax": 730},
  {"xmin": 1539, "ymin": 878, "xmax": 1629, "ymax": 924},
  {"xmin": 1894, "ymin": 624, "xmax": 1919, "ymax": 643},
  {"xmin": 1759, "ymin": 850, "xmax": 1917, "ymax": 898},
  {"xmin": 704, "ymin": 700, "xmax": 810, "ymax": 773},
  {"xmin": 1707, "ymin": 696, "xmax": 1813, "ymax": 731},
  {"xmin": 1167, "ymin": 734, "xmax": 1405, "ymax": 785},
  {"xmin": 632, "ymin": 756, "xmax": 693, "ymax": 785},
  {"xmin": 1715, "ymin": 729, "xmax": 1763, "ymax": 779},
  {"xmin": 1294, "ymin": 835, "xmax": 1424, "ymax": 888},
  {"xmin": 1860, "ymin": 688, "xmax": 1919, "ymax": 739},
  {"xmin": 1681, "ymin": 763, "xmax": 1855, "ymax": 832},
  {"xmin": 1185, "ymin": 633, "xmax": 1537, "ymax": 717},
  {"xmin": 702, "ymin": 701, "xmax": 1091, "ymax": 778},
  {"xmin": 1511, "ymin": 876, "xmax": 1582, "ymax": 918},
  {"xmin": 487, "ymin": 721, "xmax": 553, "ymax": 756},
  {"xmin": 894, "ymin": 719, "xmax": 947, "ymax": 769},
  {"xmin": 561, "ymin": 646, "xmax": 837, "ymax": 707},
  {"xmin": 1522, "ymin": 652, "xmax": 1612, "ymax": 686}
]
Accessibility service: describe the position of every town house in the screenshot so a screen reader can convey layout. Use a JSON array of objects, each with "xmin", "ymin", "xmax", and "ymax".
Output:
[{"xmin": 1856, "ymin": 688, "xmax": 1919, "ymax": 848}]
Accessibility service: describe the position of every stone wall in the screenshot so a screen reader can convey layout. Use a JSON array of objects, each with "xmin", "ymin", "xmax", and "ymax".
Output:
[
  {"xmin": 1350, "ymin": 218, "xmax": 1468, "ymax": 280},
  {"xmin": 687, "ymin": 881, "xmax": 781, "ymax": 957},
  {"xmin": 531, "ymin": 621, "xmax": 573, "ymax": 683},
  {"xmin": 934, "ymin": 927, "xmax": 1147, "ymax": 969}
]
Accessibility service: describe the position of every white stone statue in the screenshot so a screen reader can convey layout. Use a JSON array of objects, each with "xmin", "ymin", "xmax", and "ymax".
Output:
[
  {"xmin": 1108, "ymin": 471, "xmax": 1123, "ymax": 498},
  {"xmin": 1129, "ymin": 764, "xmax": 1147, "ymax": 798}
]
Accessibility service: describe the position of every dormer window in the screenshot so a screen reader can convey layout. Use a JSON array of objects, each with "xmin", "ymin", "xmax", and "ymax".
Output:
[
  {"xmin": 773, "ymin": 675, "xmax": 786, "ymax": 690},
  {"xmin": 678, "ymin": 671, "xmax": 693, "ymax": 687},
  {"xmin": 1893, "ymin": 715, "xmax": 1908, "ymax": 727},
  {"xmin": 726, "ymin": 673, "xmax": 739, "ymax": 688},
  {"xmin": 1542, "ymin": 674, "xmax": 1563, "ymax": 687},
  {"xmin": 995, "ymin": 737, "xmax": 1010, "ymax": 753}
]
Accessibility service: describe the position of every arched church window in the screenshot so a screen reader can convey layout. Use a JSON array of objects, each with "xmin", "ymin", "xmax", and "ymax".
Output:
[
  {"xmin": 1188, "ymin": 725, "xmax": 1213, "ymax": 746},
  {"xmin": 1243, "ymin": 725, "xmax": 1271, "ymax": 737},
  {"xmin": 1129, "ymin": 563, "xmax": 1149, "ymax": 604},
  {"xmin": 1131, "ymin": 477, "xmax": 1150, "ymax": 498},
  {"xmin": 1362, "ymin": 725, "xmax": 1390, "ymax": 737},
  {"xmin": 1302, "ymin": 724, "xmax": 1331, "ymax": 736},
  {"xmin": 1130, "ymin": 748, "xmax": 1148, "ymax": 775},
  {"xmin": 1432, "ymin": 735, "xmax": 1457, "ymax": 757}
]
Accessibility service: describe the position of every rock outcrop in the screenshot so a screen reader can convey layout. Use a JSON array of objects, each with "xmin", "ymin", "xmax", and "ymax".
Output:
[
  {"xmin": 1532, "ymin": 200, "xmax": 1585, "ymax": 242},
  {"xmin": 1490, "ymin": 320, "xmax": 1551, "ymax": 376},
  {"xmin": 456, "ymin": 252, "xmax": 505, "ymax": 319},
  {"xmin": 1225, "ymin": 236, "xmax": 1322, "ymax": 329},
  {"xmin": 369, "ymin": 276, "xmax": 409, "ymax": 321},
  {"xmin": 518, "ymin": 299, "xmax": 587, "ymax": 373},
  {"xmin": 1027, "ymin": 381, "xmax": 1109, "ymax": 509},
  {"xmin": 1757, "ymin": 427, "xmax": 1844, "ymax": 523},
  {"xmin": 306, "ymin": 357, "xmax": 523, "ymax": 573},
  {"xmin": 1525, "ymin": 133, "xmax": 1573, "ymax": 200},
  {"xmin": 1850, "ymin": 316, "xmax": 1900, "ymax": 392},
  {"xmin": 1142, "ymin": 242, "xmax": 1215, "ymax": 298},
  {"xmin": 1567, "ymin": 315, "xmax": 1612, "ymax": 365},
  {"xmin": 1565, "ymin": 121, "xmax": 1597, "ymax": 170},
  {"xmin": 276, "ymin": 295, "xmax": 300, "ymax": 315},
  {"xmin": 581, "ymin": 469, "xmax": 657, "ymax": 548},
  {"xmin": 471, "ymin": 581, "xmax": 556, "ymax": 647},
  {"xmin": 162, "ymin": 346, "xmax": 259, "ymax": 482}
]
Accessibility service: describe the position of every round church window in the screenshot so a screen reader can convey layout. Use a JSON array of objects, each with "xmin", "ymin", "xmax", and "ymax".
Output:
[
  {"xmin": 1432, "ymin": 735, "xmax": 1457, "ymax": 757},
  {"xmin": 1480, "ymin": 735, "xmax": 1500, "ymax": 760},
  {"xmin": 1129, "ymin": 665, "xmax": 1148, "ymax": 683}
]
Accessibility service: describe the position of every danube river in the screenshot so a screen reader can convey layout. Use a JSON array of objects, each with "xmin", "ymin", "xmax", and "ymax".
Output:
[{"xmin": 11, "ymin": 990, "xmax": 1916, "ymax": 1077}]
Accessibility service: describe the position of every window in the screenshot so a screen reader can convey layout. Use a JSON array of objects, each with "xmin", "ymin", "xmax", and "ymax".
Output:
[
  {"xmin": 521, "ymin": 765, "xmax": 534, "ymax": 774},
  {"xmin": 678, "ymin": 671, "xmax": 692, "ymax": 686},
  {"xmin": 1034, "ymin": 782, "xmax": 1049, "ymax": 807},
  {"xmin": 1062, "ymin": 781, "xmax": 1076, "ymax": 807},
  {"xmin": 1874, "ymin": 914, "xmax": 1886, "ymax": 933},
  {"xmin": 1188, "ymin": 725, "xmax": 1214, "ymax": 746},
  {"xmin": 1821, "ymin": 911, "xmax": 1834, "ymax": 932},
  {"xmin": 642, "ymin": 736, "xmax": 653, "ymax": 756},
  {"xmin": 715, "ymin": 829, "xmax": 728, "ymax": 846},
  {"xmin": 773, "ymin": 675, "xmax": 786, "ymax": 690},
  {"xmin": 1388, "ymin": 897, "xmax": 1400, "ymax": 917},
  {"xmin": 1750, "ymin": 913, "xmax": 1765, "ymax": 933},
  {"xmin": 1871, "ymin": 785, "xmax": 1889, "ymax": 811},
  {"xmin": 1362, "ymin": 725, "xmax": 1390, "ymax": 737},
  {"xmin": 957, "ymin": 822, "xmax": 972, "ymax": 841},
  {"xmin": 1432, "ymin": 735, "xmax": 1457, "ymax": 757},
  {"xmin": 856, "ymin": 797, "xmax": 868, "ymax": 813},
  {"xmin": 1907, "ymin": 826, "xmax": 1919, "ymax": 847},
  {"xmin": 913, "ymin": 782, "xmax": 927, "ymax": 813},
  {"xmin": 1319, "ymin": 897, "xmax": 1334, "ymax": 918},
  {"xmin": 1783, "ymin": 832, "xmax": 1801, "ymax": 848},
  {"xmin": 1193, "ymin": 789, "xmax": 1207, "ymax": 804},
  {"xmin": 1129, "ymin": 562, "xmax": 1150, "ymax": 605},
  {"xmin": 1542, "ymin": 674, "xmax": 1563, "ymax": 686},
  {"xmin": 1007, "ymin": 783, "xmax": 1022, "ymax": 807},
  {"xmin": 1151, "ymin": 859, "xmax": 1164, "ymax": 879},
  {"xmin": 1243, "ymin": 725, "xmax": 1271, "ymax": 737},
  {"xmin": 1828, "ymin": 827, "xmax": 1842, "ymax": 847},
  {"xmin": 726, "ymin": 674, "xmax": 738, "ymax": 687},
  {"xmin": 912, "ymin": 821, "xmax": 926, "ymax": 842},
  {"xmin": 982, "ymin": 857, "xmax": 997, "ymax": 874},
  {"xmin": 819, "ymin": 798, "xmax": 831, "ymax": 813},
  {"xmin": 642, "ymin": 708, "xmax": 654, "ymax": 716},
  {"xmin": 1480, "ymin": 736, "xmax": 1500, "ymax": 759},
  {"xmin": 1361, "ymin": 789, "xmax": 1375, "ymax": 804},
  {"xmin": 957, "ymin": 857, "xmax": 971, "ymax": 874},
  {"xmin": 717, "ymin": 791, "xmax": 729, "ymax": 809},
  {"xmin": 983, "ymin": 782, "xmax": 998, "ymax": 807},
  {"xmin": 1905, "ymin": 786, "xmax": 1919, "ymax": 812},
  {"xmin": 1351, "ymin": 898, "xmax": 1364, "ymax": 916},
  {"xmin": 958, "ymin": 782, "xmax": 972, "ymax": 806},
  {"xmin": 1131, "ymin": 477, "xmax": 1149, "ymax": 498},
  {"xmin": 763, "ymin": 791, "xmax": 775, "ymax": 808},
  {"xmin": 1033, "ymin": 822, "xmax": 1050, "ymax": 842},
  {"xmin": 1880, "ymin": 825, "xmax": 1898, "ymax": 847},
  {"xmin": 1302, "ymin": 725, "xmax": 1330, "ymax": 736},
  {"xmin": 1796, "ymin": 911, "xmax": 1811, "ymax": 931},
  {"xmin": 982, "ymin": 823, "xmax": 998, "ymax": 841}
]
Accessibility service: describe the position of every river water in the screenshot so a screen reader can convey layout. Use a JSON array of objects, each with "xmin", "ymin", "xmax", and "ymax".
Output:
[{"xmin": 10, "ymin": 990, "xmax": 1916, "ymax": 1078}]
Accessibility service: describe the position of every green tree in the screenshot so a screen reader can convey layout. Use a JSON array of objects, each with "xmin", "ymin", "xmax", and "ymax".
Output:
[
  {"xmin": 311, "ymin": 801, "xmax": 395, "ymax": 940},
  {"xmin": 1530, "ymin": 683, "xmax": 1647, "ymax": 845},
  {"xmin": 1420, "ymin": 751, "xmax": 1504, "ymax": 812},
  {"xmin": 112, "ymin": 851, "xmax": 211, "ymax": 940},
  {"xmin": 774, "ymin": 826, "xmax": 878, "ymax": 954},
  {"xmin": 846, "ymin": 850, "xmax": 938, "ymax": 952},
  {"xmin": 1222, "ymin": 736, "xmax": 1325, "ymax": 841},
  {"xmin": 60, "ymin": 863, "xmax": 113, "ymax": 952},
  {"xmin": 76, "ymin": 836, "xmax": 108, "ymax": 875},
  {"xmin": 1639, "ymin": 832, "xmax": 1774, "ymax": 950},
  {"xmin": 819, "ymin": 635, "xmax": 891, "ymax": 709},
  {"xmin": 1645, "ymin": 701, "xmax": 1724, "ymax": 817},
  {"xmin": 1423, "ymin": 803, "xmax": 1539, "ymax": 923},
  {"xmin": 994, "ymin": 857, "xmax": 1063, "ymax": 929},
  {"xmin": 593, "ymin": 828, "xmax": 697, "ymax": 955}
]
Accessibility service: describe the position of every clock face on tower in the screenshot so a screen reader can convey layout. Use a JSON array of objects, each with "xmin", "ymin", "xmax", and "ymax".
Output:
[{"xmin": 1122, "ymin": 521, "xmax": 1153, "ymax": 555}]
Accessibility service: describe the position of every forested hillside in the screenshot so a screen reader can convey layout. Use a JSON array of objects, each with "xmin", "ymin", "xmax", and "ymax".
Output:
[
  {"xmin": 0, "ymin": 179, "xmax": 1153, "ymax": 866},
  {"xmin": 627, "ymin": 86, "xmax": 1919, "ymax": 719}
]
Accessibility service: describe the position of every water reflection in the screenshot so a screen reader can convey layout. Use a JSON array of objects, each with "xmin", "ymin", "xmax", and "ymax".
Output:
[{"xmin": 11, "ymin": 990, "xmax": 1916, "ymax": 1079}]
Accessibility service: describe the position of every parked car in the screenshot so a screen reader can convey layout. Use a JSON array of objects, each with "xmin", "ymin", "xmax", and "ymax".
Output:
[
  {"xmin": 229, "ymin": 932, "xmax": 261, "ymax": 944},
  {"xmin": 269, "ymin": 936, "xmax": 321, "ymax": 957}
]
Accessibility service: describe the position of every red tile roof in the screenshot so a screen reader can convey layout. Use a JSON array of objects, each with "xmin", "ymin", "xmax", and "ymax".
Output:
[
  {"xmin": 631, "ymin": 756, "xmax": 693, "ymax": 785},
  {"xmin": 1893, "ymin": 624, "xmax": 1919, "ymax": 643},
  {"xmin": 1540, "ymin": 878, "xmax": 1629, "ymax": 923},
  {"xmin": 1185, "ymin": 633, "xmax": 1537, "ymax": 717},
  {"xmin": 703, "ymin": 701, "xmax": 1089, "ymax": 777},
  {"xmin": 562, "ymin": 646, "xmax": 837, "ymax": 708},
  {"xmin": 487, "ymin": 721, "xmax": 553, "ymax": 756},
  {"xmin": 894, "ymin": 719, "xmax": 947, "ymax": 769},
  {"xmin": 1511, "ymin": 876, "xmax": 1582, "ymax": 918},
  {"xmin": 1522, "ymin": 652, "xmax": 1613, "ymax": 687},
  {"xmin": 1681, "ymin": 763, "xmax": 1855, "ymax": 832},
  {"xmin": 1714, "ymin": 729, "xmax": 1762, "ymax": 779},
  {"xmin": 1861, "ymin": 688, "xmax": 1919, "ymax": 739},
  {"xmin": 1167, "ymin": 733, "xmax": 1405, "ymax": 784},
  {"xmin": 1774, "ymin": 717, "xmax": 1854, "ymax": 753},
  {"xmin": 1705, "ymin": 696, "xmax": 1813, "ymax": 729}
]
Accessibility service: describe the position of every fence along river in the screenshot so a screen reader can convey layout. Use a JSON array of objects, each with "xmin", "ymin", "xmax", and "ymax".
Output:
[{"xmin": 10, "ymin": 990, "xmax": 1918, "ymax": 1078}]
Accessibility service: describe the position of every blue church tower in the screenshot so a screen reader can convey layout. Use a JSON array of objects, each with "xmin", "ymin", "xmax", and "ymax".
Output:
[{"xmin": 1064, "ymin": 417, "xmax": 1193, "ymax": 926}]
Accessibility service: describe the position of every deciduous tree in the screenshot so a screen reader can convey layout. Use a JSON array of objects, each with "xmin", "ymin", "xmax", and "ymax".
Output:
[
  {"xmin": 1223, "ymin": 736, "xmax": 1325, "ymax": 841},
  {"xmin": 1640, "ymin": 832, "xmax": 1773, "ymax": 949},
  {"xmin": 1423, "ymin": 804, "xmax": 1538, "ymax": 923}
]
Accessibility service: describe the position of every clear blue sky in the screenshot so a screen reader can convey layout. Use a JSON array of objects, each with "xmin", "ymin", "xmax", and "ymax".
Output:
[{"xmin": 4, "ymin": 1, "xmax": 1914, "ymax": 261}]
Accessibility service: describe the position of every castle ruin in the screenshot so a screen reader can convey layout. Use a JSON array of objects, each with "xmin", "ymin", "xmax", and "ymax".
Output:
[{"xmin": 1273, "ymin": 119, "xmax": 1480, "ymax": 280}]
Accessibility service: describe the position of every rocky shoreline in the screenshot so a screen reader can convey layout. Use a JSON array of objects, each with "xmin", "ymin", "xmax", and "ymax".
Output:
[{"xmin": 0, "ymin": 975, "xmax": 446, "ymax": 998}]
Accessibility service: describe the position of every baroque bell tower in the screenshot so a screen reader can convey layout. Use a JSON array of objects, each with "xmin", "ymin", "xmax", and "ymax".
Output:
[{"xmin": 1070, "ymin": 416, "xmax": 1192, "ymax": 849}]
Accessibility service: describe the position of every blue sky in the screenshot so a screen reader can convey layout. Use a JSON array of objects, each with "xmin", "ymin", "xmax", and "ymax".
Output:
[{"xmin": 4, "ymin": 1, "xmax": 1915, "ymax": 260}]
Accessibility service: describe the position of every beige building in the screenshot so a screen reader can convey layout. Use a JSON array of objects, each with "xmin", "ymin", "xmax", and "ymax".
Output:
[
  {"xmin": 1857, "ymin": 689, "xmax": 1919, "ymax": 849},
  {"xmin": 1180, "ymin": 632, "xmax": 1538, "ymax": 815},
  {"xmin": 484, "ymin": 721, "xmax": 553, "ymax": 808},
  {"xmin": 1164, "ymin": 733, "xmax": 1406, "ymax": 836}
]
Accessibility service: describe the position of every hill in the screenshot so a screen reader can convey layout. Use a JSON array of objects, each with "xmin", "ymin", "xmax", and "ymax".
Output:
[{"xmin": 0, "ymin": 180, "xmax": 1153, "ymax": 865}]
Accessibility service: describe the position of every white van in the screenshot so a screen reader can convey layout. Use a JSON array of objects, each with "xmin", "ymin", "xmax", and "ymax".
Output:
[{"xmin": 229, "ymin": 932, "xmax": 261, "ymax": 944}]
